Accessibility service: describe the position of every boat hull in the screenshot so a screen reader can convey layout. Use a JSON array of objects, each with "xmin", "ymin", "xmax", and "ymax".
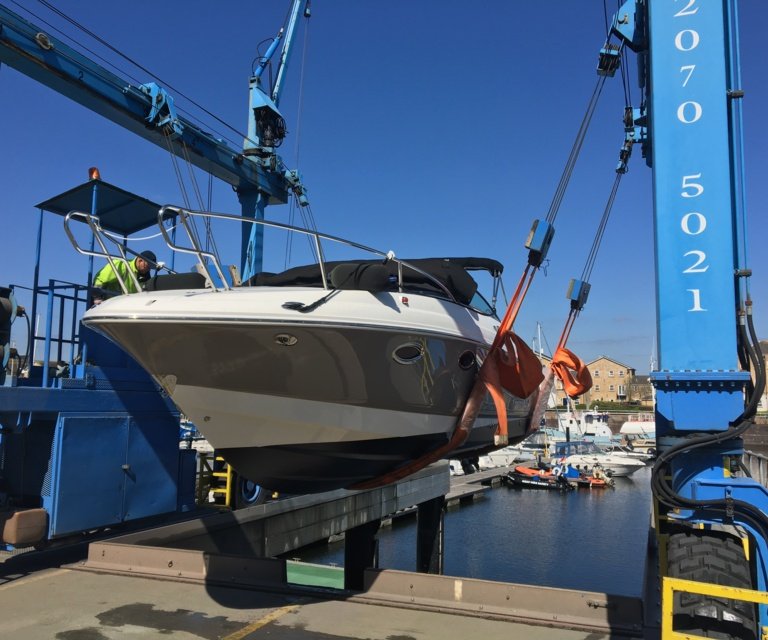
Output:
[
  {"xmin": 84, "ymin": 288, "xmax": 536, "ymax": 492},
  {"xmin": 562, "ymin": 455, "xmax": 645, "ymax": 478}
]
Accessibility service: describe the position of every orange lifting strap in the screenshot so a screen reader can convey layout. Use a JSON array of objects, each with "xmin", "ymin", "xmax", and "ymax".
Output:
[
  {"xmin": 480, "ymin": 331, "xmax": 544, "ymax": 438},
  {"xmin": 351, "ymin": 266, "xmax": 545, "ymax": 491},
  {"xmin": 551, "ymin": 345, "xmax": 592, "ymax": 397},
  {"xmin": 550, "ymin": 309, "xmax": 593, "ymax": 397}
]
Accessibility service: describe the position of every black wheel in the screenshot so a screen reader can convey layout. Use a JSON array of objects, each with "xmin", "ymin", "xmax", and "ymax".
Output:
[
  {"xmin": 232, "ymin": 473, "xmax": 268, "ymax": 509},
  {"xmin": 667, "ymin": 530, "xmax": 757, "ymax": 639}
]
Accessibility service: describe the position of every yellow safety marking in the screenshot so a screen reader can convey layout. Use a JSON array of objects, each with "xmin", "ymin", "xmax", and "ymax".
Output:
[
  {"xmin": 662, "ymin": 577, "xmax": 768, "ymax": 639},
  {"xmin": 742, "ymin": 535, "xmax": 751, "ymax": 562},
  {"xmin": 0, "ymin": 568, "xmax": 67, "ymax": 591},
  {"xmin": 222, "ymin": 604, "xmax": 299, "ymax": 640},
  {"xmin": 723, "ymin": 456, "xmax": 731, "ymax": 478}
]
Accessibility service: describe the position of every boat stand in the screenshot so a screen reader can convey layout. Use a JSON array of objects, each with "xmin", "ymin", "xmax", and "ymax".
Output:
[{"xmin": 77, "ymin": 462, "xmax": 450, "ymax": 591}]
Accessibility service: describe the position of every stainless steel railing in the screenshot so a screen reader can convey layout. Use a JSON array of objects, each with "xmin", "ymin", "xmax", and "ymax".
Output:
[
  {"xmin": 157, "ymin": 204, "xmax": 457, "ymax": 301},
  {"xmin": 63, "ymin": 210, "xmax": 142, "ymax": 294},
  {"xmin": 63, "ymin": 203, "xmax": 463, "ymax": 304}
]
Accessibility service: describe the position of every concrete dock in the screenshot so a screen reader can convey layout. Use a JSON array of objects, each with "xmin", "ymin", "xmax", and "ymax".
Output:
[{"xmin": 0, "ymin": 462, "xmax": 656, "ymax": 639}]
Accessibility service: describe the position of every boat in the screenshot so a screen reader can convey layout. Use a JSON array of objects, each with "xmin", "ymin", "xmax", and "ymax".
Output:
[
  {"xmin": 505, "ymin": 465, "xmax": 574, "ymax": 491},
  {"xmin": 79, "ymin": 207, "xmax": 544, "ymax": 493},
  {"xmin": 600, "ymin": 442, "xmax": 654, "ymax": 463},
  {"xmin": 480, "ymin": 425, "xmax": 566, "ymax": 468},
  {"xmin": 618, "ymin": 416, "xmax": 656, "ymax": 455},
  {"xmin": 505, "ymin": 463, "xmax": 612, "ymax": 490},
  {"xmin": 554, "ymin": 407, "xmax": 613, "ymax": 439},
  {"xmin": 553, "ymin": 440, "xmax": 646, "ymax": 478},
  {"xmin": 480, "ymin": 443, "xmax": 535, "ymax": 468},
  {"xmin": 619, "ymin": 415, "xmax": 655, "ymax": 438},
  {"xmin": 623, "ymin": 437, "xmax": 657, "ymax": 456}
]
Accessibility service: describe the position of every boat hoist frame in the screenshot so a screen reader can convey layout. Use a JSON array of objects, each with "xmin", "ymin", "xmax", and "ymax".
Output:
[
  {"xmin": 609, "ymin": 0, "xmax": 768, "ymax": 634},
  {"xmin": 0, "ymin": 1, "xmax": 310, "ymax": 279},
  {"xmin": 0, "ymin": 1, "xmax": 312, "ymax": 548}
]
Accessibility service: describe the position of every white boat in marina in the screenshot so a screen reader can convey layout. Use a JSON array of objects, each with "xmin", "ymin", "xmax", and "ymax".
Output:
[
  {"xmin": 619, "ymin": 415, "xmax": 656, "ymax": 455},
  {"xmin": 619, "ymin": 416, "xmax": 655, "ymax": 438},
  {"xmin": 480, "ymin": 445, "xmax": 534, "ymax": 469},
  {"xmin": 600, "ymin": 442, "xmax": 654, "ymax": 463},
  {"xmin": 555, "ymin": 407, "xmax": 613, "ymax": 439},
  {"xmin": 77, "ymin": 207, "xmax": 544, "ymax": 493},
  {"xmin": 553, "ymin": 440, "xmax": 646, "ymax": 478},
  {"xmin": 480, "ymin": 427, "xmax": 568, "ymax": 469}
]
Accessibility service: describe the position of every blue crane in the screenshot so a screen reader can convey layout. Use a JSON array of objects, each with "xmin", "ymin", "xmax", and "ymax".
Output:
[
  {"xmin": 0, "ymin": 1, "xmax": 309, "ymax": 278},
  {"xmin": 0, "ymin": 1, "xmax": 310, "ymax": 548},
  {"xmin": 606, "ymin": 0, "xmax": 768, "ymax": 635}
]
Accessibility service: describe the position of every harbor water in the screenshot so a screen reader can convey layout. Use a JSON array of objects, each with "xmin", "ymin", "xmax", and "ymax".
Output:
[{"xmin": 294, "ymin": 466, "xmax": 654, "ymax": 597}]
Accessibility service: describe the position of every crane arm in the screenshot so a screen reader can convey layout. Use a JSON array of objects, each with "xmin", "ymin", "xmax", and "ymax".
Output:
[{"xmin": 0, "ymin": 4, "xmax": 289, "ymax": 202}]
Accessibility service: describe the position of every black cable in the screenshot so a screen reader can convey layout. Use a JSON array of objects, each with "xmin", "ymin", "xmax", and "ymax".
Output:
[
  {"xmin": 651, "ymin": 309, "xmax": 768, "ymax": 535},
  {"xmin": 252, "ymin": 37, "xmax": 278, "ymax": 75},
  {"xmin": 23, "ymin": 311, "xmax": 32, "ymax": 373},
  {"xmin": 747, "ymin": 303, "xmax": 765, "ymax": 385},
  {"xmin": 737, "ymin": 325, "xmax": 754, "ymax": 398}
]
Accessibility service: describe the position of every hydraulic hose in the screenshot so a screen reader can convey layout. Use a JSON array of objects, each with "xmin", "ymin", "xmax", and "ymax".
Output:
[{"xmin": 651, "ymin": 310, "xmax": 768, "ymax": 536}]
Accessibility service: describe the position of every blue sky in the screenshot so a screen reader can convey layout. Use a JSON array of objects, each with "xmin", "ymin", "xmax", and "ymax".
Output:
[{"xmin": 1, "ymin": 1, "xmax": 766, "ymax": 374}]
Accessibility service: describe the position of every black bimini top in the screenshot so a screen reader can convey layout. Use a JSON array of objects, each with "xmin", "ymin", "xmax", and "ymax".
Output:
[{"xmin": 248, "ymin": 257, "xmax": 503, "ymax": 307}]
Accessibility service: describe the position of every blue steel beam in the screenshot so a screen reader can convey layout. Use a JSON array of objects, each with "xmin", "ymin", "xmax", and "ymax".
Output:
[
  {"xmin": 627, "ymin": 0, "xmax": 768, "ymax": 626},
  {"xmin": 641, "ymin": 0, "xmax": 750, "ymax": 433},
  {"xmin": 0, "ymin": 4, "xmax": 289, "ymax": 203}
]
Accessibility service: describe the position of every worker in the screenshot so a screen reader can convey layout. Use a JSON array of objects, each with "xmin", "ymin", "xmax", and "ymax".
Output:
[{"xmin": 92, "ymin": 250, "xmax": 156, "ymax": 301}]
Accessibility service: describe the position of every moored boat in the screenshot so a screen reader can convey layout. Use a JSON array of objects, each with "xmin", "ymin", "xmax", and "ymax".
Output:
[
  {"xmin": 553, "ymin": 440, "xmax": 646, "ymax": 478},
  {"xmin": 505, "ymin": 465, "xmax": 574, "ymax": 491},
  {"xmin": 505, "ymin": 463, "xmax": 612, "ymax": 490}
]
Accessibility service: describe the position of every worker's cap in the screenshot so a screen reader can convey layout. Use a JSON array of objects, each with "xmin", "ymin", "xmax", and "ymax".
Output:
[{"xmin": 139, "ymin": 250, "xmax": 157, "ymax": 265}]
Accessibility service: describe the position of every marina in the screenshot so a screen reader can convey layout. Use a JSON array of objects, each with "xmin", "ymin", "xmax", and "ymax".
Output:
[{"xmin": 2, "ymin": 1, "xmax": 768, "ymax": 639}]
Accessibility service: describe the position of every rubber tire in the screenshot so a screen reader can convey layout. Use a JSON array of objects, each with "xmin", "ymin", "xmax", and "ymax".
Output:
[
  {"xmin": 667, "ymin": 530, "xmax": 757, "ymax": 639},
  {"xmin": 232, "ymin": 473, "xmax": 268, "ymax": 510}
]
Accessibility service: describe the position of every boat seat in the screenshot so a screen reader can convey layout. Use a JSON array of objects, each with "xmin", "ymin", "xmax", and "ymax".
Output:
[
  {"xmin": 329, "ymin": 263, "xmax": 391, "ymax": 292},
  {"xmin": 143, "ymin": 272, "xmax": 208, "ymax": 291}
]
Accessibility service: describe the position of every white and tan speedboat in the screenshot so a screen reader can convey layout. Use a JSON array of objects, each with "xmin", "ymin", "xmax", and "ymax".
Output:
[{"xmin": 76, "ymin": 206, "xmax": 541, "ymax": 492}]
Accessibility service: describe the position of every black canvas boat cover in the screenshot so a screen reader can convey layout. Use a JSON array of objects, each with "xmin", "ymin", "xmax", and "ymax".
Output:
[{"xmin": 248, "ymin": 257, "xmax": 503, "ymax": 306}]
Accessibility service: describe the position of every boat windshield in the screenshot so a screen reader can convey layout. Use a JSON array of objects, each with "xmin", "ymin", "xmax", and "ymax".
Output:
[
  {"xmin": 468, "ymin": 290, "xmax": 495, "ymax": 315},
  {"xmin": 555, "ymin": 441, "xmax": 602, "ymax": 456}
]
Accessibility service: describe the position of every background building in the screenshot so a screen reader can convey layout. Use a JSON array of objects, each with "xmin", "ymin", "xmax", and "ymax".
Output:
[
  {"xmin": 536, "ymin": 342, "xmax": 765, "ymax": 412},
  {"xmin": 586, "ymin": 356, "xmax": 636, "ymax": 404},
  {"xmin": 536, "ymin": 354, "xmax": 649, "ymax": 408}
]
